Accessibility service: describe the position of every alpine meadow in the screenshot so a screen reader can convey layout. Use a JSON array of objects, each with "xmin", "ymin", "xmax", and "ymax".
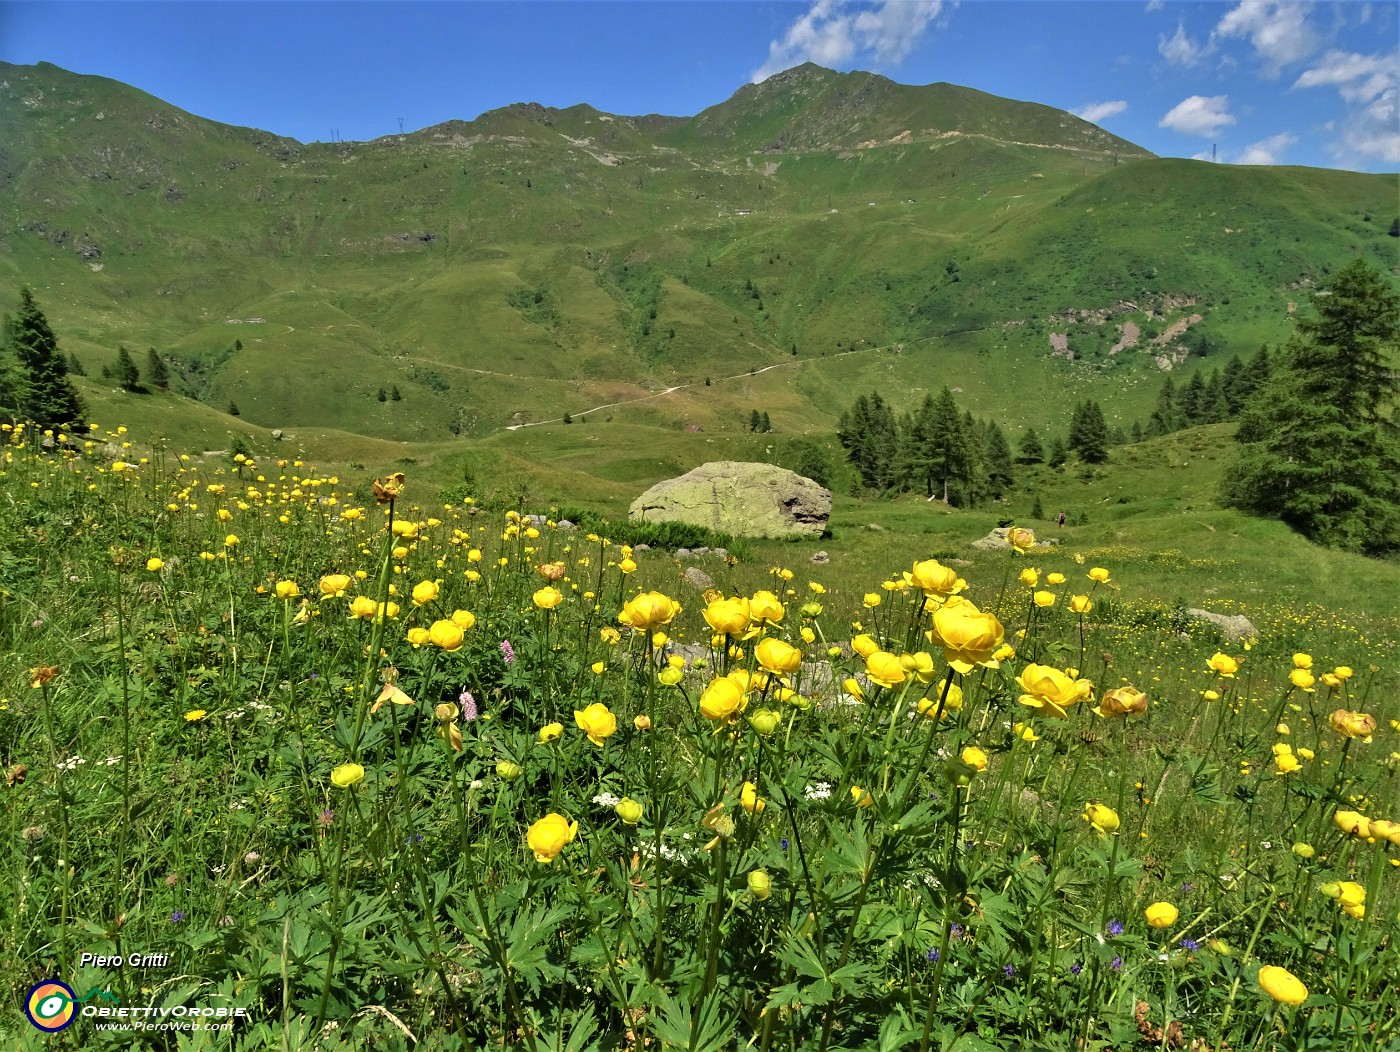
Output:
[{"xmin": 2, "ymin": 55, "xmax": 1400, "ymax": 1052}]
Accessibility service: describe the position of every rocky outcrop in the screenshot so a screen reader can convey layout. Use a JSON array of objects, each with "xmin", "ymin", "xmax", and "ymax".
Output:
[
  {"xmin": 629, "ymin": 461, "xmax": 831, "ymax": 539},
  {"xmin": 1186, "ymin": 609, "xmax": 1257, "ymax": 642}
]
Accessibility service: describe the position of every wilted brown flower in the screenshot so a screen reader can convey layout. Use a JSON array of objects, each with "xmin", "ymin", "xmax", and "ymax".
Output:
[{"xmin": 372, "ymin": 472, "xmax": 406, "ymax": 504}]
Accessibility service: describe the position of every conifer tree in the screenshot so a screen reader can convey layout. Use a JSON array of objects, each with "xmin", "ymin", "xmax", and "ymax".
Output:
[
  {"xmin": 760, "ymin": 411, "xmax": 771, "ymax": 433},
  {"xmin": 1221, "ymin": 353, "xmax": 1247, "ymax": 415},
  {"xmin": 2, "ymin": 288, "xmax": 84, "ymax": 427},
  {"xmin": 1179, "ymin": 371, "xmax": 1206, "ymax": 425},
  {"xmin": 837, "ymin": 393, "xmax": 898, "ymax": 489},
  {"xmin": 1202, "ymin": 369, "xmax": 1229, "ymax": 423},
  {"xmin": 146, "ymin": 348, "xmax": 169, "ymax": 390},
  {"xmin": 983, "ymin": 419, "xmax": 1015, "ymax": 497},
  {"xmin": 1223, "ymin": 259, "xmax": 1400, "ymax": 553},
  {"xmin": 115, "ymin": 346, "xmax": 141, "ymax": 391},
  {"xmin": 1146, "ymin": 375, "xmax": 1180, "ymax": 437},
  {"xmin": 749, "ymin": 409, "xmax": 762, "ymax": 432},
  {"xmin": 1068, "ymin": 400, "xmax": 1109, "ymax": 463},
  {"xmin": 1017, "ymin": 427, "xmax": 1044, "ymax": 465},
  {"xmin": 1048, "ymin": 435, "xmax": 1068, "ymax": 468},
  {"xmin": 68, "ymin": 353, "xmax": 87, "ymax": 377}
]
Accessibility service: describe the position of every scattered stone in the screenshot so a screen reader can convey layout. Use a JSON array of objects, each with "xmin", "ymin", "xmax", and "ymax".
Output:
[
  {"xmin": 810, "ymin": 551, "xmax": 830, "ymax": 564},
  {"xmin": 675, "ymin": 548, "xmax": 692, "ymax": 559},
  {"xmin": 865, "ymin": 523, "xmax": 884, "ymax": 532},
  {"xmin": 629, "ymin": 461, "xmax": 831, "ymax": 539},
  {"xmin": 633, "ymin": 544, "xmax": 650, "ymax": 553},
  {"xmin": 270, "ymin": 429, "xmax": 283, "ymax": 440},
  {"xmin": 682, "ymin": 566, "xmax": 716, "ymax": 591},
  {"xmin": 1186, "ymin": 609, "xmax": 1256, "ymax": 642},
  {"xmin": 711, "ymin": 547, "xmax": 727, "ymax": 559},
  {"xmin": 556, "ymin": 520, "xmax": 574, "ymax": 531}
]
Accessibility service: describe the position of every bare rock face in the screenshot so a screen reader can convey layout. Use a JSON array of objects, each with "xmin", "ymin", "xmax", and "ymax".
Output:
[{"xmin": 629, "ymin": 461, "xmax": 831, "ymax": 539}]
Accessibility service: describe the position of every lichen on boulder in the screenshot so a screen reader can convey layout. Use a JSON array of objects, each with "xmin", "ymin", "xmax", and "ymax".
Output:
[{"xmin": 629, "ymin": 461, "xmax": 831, "ymax": 539}]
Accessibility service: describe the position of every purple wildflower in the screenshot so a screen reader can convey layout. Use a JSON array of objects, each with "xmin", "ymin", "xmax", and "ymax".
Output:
[
  {"xmin": 1180, "ymin": 938, "xmax": 1200, "ymax": 951},
  {"xmin": 318, "ymin": 809, "xmax": 335, "ymax": 827},
  {"xmin": 170, "ymin": 910, "xmax": 185, "ymax": 924},
  {"xmin": 780, "ymin": 837, "xmax": 790, "ymax": 851},
  {"xmin": 459, "ymin": 690, "xmax": 479, "ymax": 721},
  {"xmin": 1070, "ymin": 962, "xmax": 1083, "ymax": 975},
  {"xmin": 950, "ymin": 924, "xmax": 964, "ymax": 937},
  {"xmin": 926, "ymin": 948, "xmax": 940, "ymax": 962},
  {"xmin": 1181, "ymin": 882, "xmax": 1194, "ymax": 894},
  {"xmin": 1107, "ymin": 919, "xmax": 1124, "ymax": 937},
  {"xmin": 1110, "ymin": 955, "xmax": 1123, "ymax": 972},
  {"xmin": 1003, "ymin": 963, "xmax": 1016, "ymax": 978},
  {"xmin": 500, "ymin": 640, "xmax": 515, "ymax": 665}
]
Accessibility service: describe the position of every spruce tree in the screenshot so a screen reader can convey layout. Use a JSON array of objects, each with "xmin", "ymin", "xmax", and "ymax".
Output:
[
  {"xmin": 1223, "ymin": 259, "xmax": 1400, "ymax": 554},
  {"xmin": 68, "ymin": 353, "xmax": 87, "ymax": 377},
  {"xmin": 1202, "ymin": 369, "xmax": 1229, "ymax": 423},
  {"xmin": 1146, "ymin": 375, "xmax": 1180, "ymax": 437},
  {"xmin": 1179, "ymin": 371, "xmax": 1206, "ymax": 425},
  {"xmin": 760, "ymin": 411, "xmax": 771, "ymax": 433},
  {"xmin": 983, "ymin": 420, "xmax": 1015, "ymax": 497},
  {"xmin": 1221, "ymin": 353, "xmax": 1247, "ymax": 415},
  {"xmin": 924, "ymin": 389, "xmax": 975, "ymax": 503},
  {"xmin": 1047, "ymin": 435, "xmax": 1068, "ymax": 468},
  {"xmin": 1069, "ymin": 400, "xmax": 1109, "ymax": 463},
  {"xmin": 146, "ymin": 348, "xmax": 169, "ymax": 390},
  {"xmin": 1016, "ymin": 427, "xmax": 1044, "ymax": 465},
  {"xmin": 749, "ymin": 409, "xmax": 762, "ymax": 432},
  {"xmin": 115, "ymin": 346, "xmax": 141, "ymax": 391},
  {"xmin": 837, "ymin": 393, "xmax": 898, "ymax": 489},
  {"xmin": 2, "ymin": 288, "xmax": 84, "ymax": 427}
]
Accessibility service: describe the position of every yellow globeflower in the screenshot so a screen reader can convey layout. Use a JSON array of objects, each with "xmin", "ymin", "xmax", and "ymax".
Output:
[
  {"xmin": 862, "ymin": 593, "xmax": 882, "ymax": 608},
  {"xmin": 618, "ymin": 591, "xmax": 681, "ymax": 632},
  {"xmin": 1084, "ymin": 802, "xmax": 1120, "ymax": 834},
  {"xmin": 1007, "ymin": 527, "xmax": 1036, "ymax": 554},
  {"xmin": 496, "ymin": 760, "xmax": 522, "ymax": 780},
  {"xmin": 865, "ymin": 651, "xmax": 907, "ymax": 689},
  {"xmin": 1333, "ymin": 810, "xmax": 1372, "ymax": 839},
  {"xmin": 1018, "ymin": 568, "xmax": 1039, "ymax": 588},
  {"xmin": 349, "ymin": 596, "xmax": 378, "ymax": 620},
  {"xmin": 1094, "ymin": 686, "xmax": 1147, "ymax": 718},
  {"xmin": 748, "ymin": 869, "xmax": 772, "ymax": 900},
  {"xmin": 908, "ymin": 559, "xmax": 962, "ymax": 596},
  {"xmin": 699, "ymin": 677, "xmax": 746, "ymax": 723},
  {"xmin": 526, "ymin": 813, "xmax": 578, "ymax": 863},
  {"xmin": 703, "ymin": 597, "xmax": 751, "ymax": 637},
  {"xmin": 1017, "ymin": 664, "xmax": 1093, "ymax": 720},
  {"xmin": 899, "ymin": 651, "xmax": 937, "ymax": 684},
  {"xmin": 1320, "ymin": 880, "xmax": 1366, "ymax": 908},
  {"xmin": 1144, "ymin": 902, "xmax": 1178, "ymax": 928},
  {"xmin": 929, "ymin": 597, "xmax": 1005, "ymax": 674},
  {"xmin": 1292, "ymin": 842, "xmax": 1315, "ymax": 859},
  {"xmin": 224, "ymin": 534, "xmax": 239, "ymax": 548},
  {"xmin": 850, "ymin": 785, "xmax": 874, "ymax": 808},
  {"xmin": 330, "ymin": 763, "xmax": 365, "ymax": 788},
  {"xmin": 756, "ymin": 637, "xmax": 803, "ymax": 675},
  {"xmin": 411, "ymin": 580, "xmax": 439, "ymax": 606},
  {"xmin": 615, "ymin": 797, "xmax": 643, "ymax": 825},
  {"xmin": 533, "ymin": 586, "xmax": 564, "ymax": 610},
  {"xmin": 536, "ymin": 722, "xmax": 564, "ymax": 744},
  {"xmin": 573, "ymin": 703, "xmax": 617, "ymax": 747},
  {"xmin": 451, "ymin": 609, "xmax": 476, "ymax": 630},
  {"xmin": 748, "ymin": 709, "xmax": 781, "ymax": 735},
  {"xmin": 1033, "ymin": 590, "xmax": 1055, "ymax": 608},
  {"xmin": 407, "ymin": 626, "xmax": 431, "ymax": 647},
  {"xmin": 1289, "ymin": 669, "xmax": 1316, "ymax": 693},
  {"xmin": 748, "ymin": 590, "xmax": 785, "ymax": 625},
  {"xmin": 1329, "ymin": 709, "xmax": 1376, "ymax": 740},
  {"xmin": 1292, "ymin": 652, "xmax": 1313, "ymax": 669},
  {"xmin": 1258, "ymin": 965, "xmax": 1308, "ymax": 1006},
  {"xmin": 320, "ymin": 573, "xmax": 352, "ymax": 597},
  {"xmin": 429, "ymin": 619, "xmax": 465, "ymax": 652},
  {"xmin": 960, "ymin": 746, "xmax": 989, "ymax": 772},
  {"xmin": 1069, "ymin": 594, "xmax": 1093, "ymax": 614},
  {"xmin": 276, "ymin": 580, "xmax": 301, "ymax": 599},
  {"xmin": 851, "ymin": 633, "xmax": 880, "ymax": 659},
  {"xmin": 1087, "ymin": 567, "xmax": 1110, "ymax": 583},
  {"xmin": 1046, "ymin": 572, "xmax": 1066, "ymax": 585},
  {"xmin": 1206, "ymin": 652, "xmax": 1239, "ymax": 678},
  {"xmin": 740, "ymin": 781, "xmax": 766, "ymax": 814},
  {"xmin": 1274, "ymin": 749, "xmax": 1302, "ymax": 775},
  {"xmin": 146, "ymin": 557, "xmax": 164, "ymax": 572}
]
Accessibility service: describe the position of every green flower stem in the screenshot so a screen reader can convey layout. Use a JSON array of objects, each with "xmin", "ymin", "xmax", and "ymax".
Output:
[{"xmin": 916, "ymin": 783, "xmax": 966, "ymax": 1052}]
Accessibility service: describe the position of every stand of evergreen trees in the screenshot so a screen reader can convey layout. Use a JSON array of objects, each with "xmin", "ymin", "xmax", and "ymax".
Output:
[{"xmin": 0, "ymin": 288, "xmax": 85, "ymax": 428}]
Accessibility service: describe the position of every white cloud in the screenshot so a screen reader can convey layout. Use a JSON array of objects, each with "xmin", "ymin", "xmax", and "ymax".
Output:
[
  {"xmin": 753, "ymin": 0, "xmax": 945, "ymax": 83},
  {"xmin": 1295, "ymin": 49, "xmax": 1400, "ymax": 164},
  {"xmin": 1235, "ymin": 132, "xmax": 1298, "ymax": 164},
  {"xmin": 1072, "ymin": 100, "xmax": 1129, "ymax": 124},
  {"xmin": 1146, "ymin": 0, "xmax": 1165, "ymax": 11},
  {"xmin": 1213, "ymin": 1, "xmax": 1319, "ymax": 76},
  {"xmin": 1159, "ymin": 95, "xmax": 1237, "ymax": 137},
  {"xmin": 1159, "ymin": 22, "xmax": 1209, "ymax": 67}
]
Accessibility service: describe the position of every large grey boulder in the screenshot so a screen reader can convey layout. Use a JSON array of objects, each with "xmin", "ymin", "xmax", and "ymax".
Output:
[
  {"xmin": 629, "ymin": 461, "xmax": 831, "ymax": 539},
  {"xmin": 1186, "ymin": 608, "xmax": 1257, "ymax": 642}
]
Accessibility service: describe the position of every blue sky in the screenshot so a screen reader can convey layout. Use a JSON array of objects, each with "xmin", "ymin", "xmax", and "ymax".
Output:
[{"xmin": 3, "ymin": 1, "xmax": 1396, "ymax": 171}]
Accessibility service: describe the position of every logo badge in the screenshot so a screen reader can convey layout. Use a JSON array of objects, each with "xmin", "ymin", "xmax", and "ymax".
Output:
[{"xmin": 25, "ymin": 980, "xmax": 78, "ymax": 1032}]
